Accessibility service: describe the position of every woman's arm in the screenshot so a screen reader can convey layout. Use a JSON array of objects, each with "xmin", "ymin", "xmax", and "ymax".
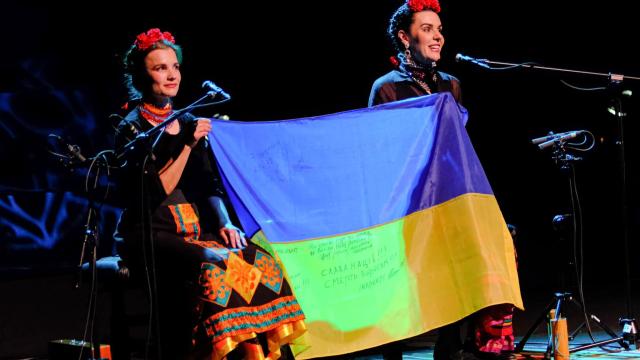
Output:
[
  {"xmin": 158, "ymin": 118, "xmax": 211, "ymax": 194},
  {"xmin": 207, "ymin": 196, "xmax": 247, "ymax": 249}
]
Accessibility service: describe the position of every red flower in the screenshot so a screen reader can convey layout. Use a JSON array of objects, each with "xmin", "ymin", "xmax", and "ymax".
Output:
[
  {"xmin": 134, "ymin": 28, "xmax": 176, "ymax": 50},
  {"xmin": 407, "ymin": 0, "xmax": 441, "ymax": 13},
  {"xmin": 389, "ymin": 56, "xmax": 400, "ymax": 67}
]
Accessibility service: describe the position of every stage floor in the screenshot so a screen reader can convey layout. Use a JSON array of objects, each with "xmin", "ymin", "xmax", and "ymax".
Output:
[{"xmin": 344, "ymin": 332, "xmax": 640, "ymax": 360}]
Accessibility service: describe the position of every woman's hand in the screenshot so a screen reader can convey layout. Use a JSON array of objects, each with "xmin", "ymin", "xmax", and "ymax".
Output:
[
  {"xmin": 188, "ymin": 118, "xmax": 212, "ymax": 148},
  {"xmin": 219, "ymin": 225, "xmax": 247, "ymax": 249}
]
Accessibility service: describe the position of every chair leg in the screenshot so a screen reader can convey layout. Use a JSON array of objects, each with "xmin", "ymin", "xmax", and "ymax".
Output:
[{"xmin": 110, "ymin": 287, "xmax": 130, "ymax": 360}]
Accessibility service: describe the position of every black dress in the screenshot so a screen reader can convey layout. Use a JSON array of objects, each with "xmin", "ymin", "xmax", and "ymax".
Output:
[
  {"xmin": 369, "ymin": 69, "xmax": 462, "ymax": 106},
  {"xmin": 368, "ymin": 66, "xmax": 516, "ymax": 357},
  {"xmin": 113, "ymin": 104, "xmax": 306, "ymax": 359}
]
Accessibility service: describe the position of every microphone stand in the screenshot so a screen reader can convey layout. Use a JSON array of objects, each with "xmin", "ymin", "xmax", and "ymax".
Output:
[
  {"xmin": 515, "ymin": 139, "xmax": 634, "ymax": 357},
  {"xmin": 466, "ymin": 56, "xmax": 640, "ymax": 351},
  {"xmin": 69, "ymin": 152, "xmax": 110, "ymax": 360},
  {"xmin": 473, "ymin": 57, "xmax": 640, "ymax": 82}
]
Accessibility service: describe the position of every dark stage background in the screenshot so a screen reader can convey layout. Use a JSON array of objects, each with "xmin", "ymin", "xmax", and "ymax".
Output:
[{"xmin": 1, "ymin": 1, "xmax": 638, "ymax": 358}]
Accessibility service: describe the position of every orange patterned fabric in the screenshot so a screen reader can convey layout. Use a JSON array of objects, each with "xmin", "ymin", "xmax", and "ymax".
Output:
[
  {"xmin": 160, "ymin": 206, "xmax": 306, "ymax": 358},
  {"xmin": 265, "ymin": 319, "xmax": 307, "ymax": 359},
  {"xmin": 206, "ymin": 320, "xmax": 307, "ymax": 360},
  {"xmin": 254, "ymin": 250, "xmax": 284, "ymax": 294},
  {"xmin": 225, "ymin": 252, "xmax": 262, "ymax": 303},
  {"xmin": 186, "ymin": 239, "xmax": 234, "ymax": 265},
  {"xmin": 202, "ymin": 296, "xmax": 304, "ymax": 343},
  {"xmin": 242, "ymin": 341, "xmax": 266, "ymax": 360},
  {"xmin": 210, "ymin": 332, "xmax": 257, "ymax": 360},
  {"xmin": 200, "ymin": 263, "xmax": 232, "ymax": 307},
  {"xmin": 191, "ymin": 244, "xmax": 306, "ymax": 358},
  {"xmin": 168, "ymin": 203, "xmax": 200, "ymax": 240}
]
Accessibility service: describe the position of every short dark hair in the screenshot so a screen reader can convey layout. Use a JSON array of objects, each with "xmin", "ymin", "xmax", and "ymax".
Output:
[{"xmin": 122, "ymin": 40, "xmax": 183, "ymax": 100}]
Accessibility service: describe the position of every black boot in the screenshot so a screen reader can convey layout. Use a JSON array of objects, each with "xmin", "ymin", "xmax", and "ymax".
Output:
[
  {"xmin": 381, "ymin": 342, "xmax": 403, "ymax": 360},
  {"xmin": 434, "ymin": 323, "xmax": 463, "ymax": 360}
]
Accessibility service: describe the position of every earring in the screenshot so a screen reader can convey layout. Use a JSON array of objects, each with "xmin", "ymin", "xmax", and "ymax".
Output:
[{"xmin": 404, "ymin": 45, "xmax": 412, "ymax": 62}]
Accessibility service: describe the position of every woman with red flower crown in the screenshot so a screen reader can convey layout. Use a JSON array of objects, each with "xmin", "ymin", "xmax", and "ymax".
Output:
[
  {"xmin": 369, "ymin": 0, "xmax": 461, "ymax": 106},
  {"xmin": 369, "ymin": 2, "xmax": 517, "ymax": 360},
  {"xmin": 113, "ymin": 28, "xmax": 306, "ymax": 359}
]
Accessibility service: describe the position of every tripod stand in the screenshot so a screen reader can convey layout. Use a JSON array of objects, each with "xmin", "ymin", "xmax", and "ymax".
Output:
[
  {"xmin": 515, "ymin": 292, "xmax": 632, "ymax": 358},
  {"xmin": 459, "ymin": 56, "xmax": 640, "ymax": 354},
  {"xmin": 515, "ymin": 137, "xmax": 636, "ymax": 358}
]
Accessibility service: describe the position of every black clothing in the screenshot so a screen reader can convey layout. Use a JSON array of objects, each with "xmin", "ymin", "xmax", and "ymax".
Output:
[
  {"xmin": 113, "ymin": 108, "xmax": 224, "ymax": 240},
  {"xmin": 369, "ymin": 65, "xmax": 464, "ymax": 360},
  {"xmin": 369, "ymin": 69, "xmax": 462, "ymax": 106},
  {"xmin": 111, "ymin": 105, "xmax": 306, "ymax": 359},
  {"xmin": 369, "ymin": 65, "xmax": 516, "ymax": 358}
]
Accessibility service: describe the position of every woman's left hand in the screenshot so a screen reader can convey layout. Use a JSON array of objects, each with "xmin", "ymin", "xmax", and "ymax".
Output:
[
  {"xmin": 188, "ymin": 118, "xmax": 212, "ymax": 148},
  {"xmin": 219, "ymin": 225, "xmax": 247, "ymax": 249}
]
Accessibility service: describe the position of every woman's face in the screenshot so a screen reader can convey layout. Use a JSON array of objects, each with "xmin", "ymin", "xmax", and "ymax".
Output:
[
  {"xmin": 399, "ymin": 10, "xmax": 444, "ymax": 64},
  {"xmin": 144, "ymin": 47, "xmax": 181, "ymax": 99}
]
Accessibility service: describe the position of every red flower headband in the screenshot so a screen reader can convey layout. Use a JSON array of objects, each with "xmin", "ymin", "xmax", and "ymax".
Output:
[
  {"xmin": 407, "ymin": 0, "xmax": 441, "ymax": 13},
  {"xmin": 134, "ymin": 28, "xmax": 176, "ymax": 51}
]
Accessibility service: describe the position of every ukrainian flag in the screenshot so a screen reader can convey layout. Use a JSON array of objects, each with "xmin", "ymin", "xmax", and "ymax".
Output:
[{"xmin": 208, "ymin": 93, "xmax": 522, "ymax": 358}]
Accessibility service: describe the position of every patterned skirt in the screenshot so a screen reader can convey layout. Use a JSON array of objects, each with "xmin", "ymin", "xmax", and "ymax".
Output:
[{"xmin": 144, "ymin": 202, "xmax": 307, "ymax": 359}]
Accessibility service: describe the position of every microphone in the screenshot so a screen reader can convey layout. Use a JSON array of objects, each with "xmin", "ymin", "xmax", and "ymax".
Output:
[
  {"xmin": 53, "ymin": 135, "xmax": 87, "ymax": 163},
  {"xmin": 533, "ymin": 130, "xmax": 585, "ymax": 150},
  {"xmin": 202, "ymin": 80, "xmax": 230, "ymax": 99},
  {"xmin": 455, "ymin": 53, "xmax": 490, "ymax": 69},
  {"xmin": 531, "ymin": 131, "xmax": 569, "ymax": 145}
]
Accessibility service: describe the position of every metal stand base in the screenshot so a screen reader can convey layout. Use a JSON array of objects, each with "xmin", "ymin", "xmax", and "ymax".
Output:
[{"xmin": 515, "ymin": 292, "xmax": 634, "ymax": 359}]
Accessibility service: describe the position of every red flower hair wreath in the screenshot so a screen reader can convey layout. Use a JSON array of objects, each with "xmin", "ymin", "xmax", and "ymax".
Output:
[
  {"xmin": 134, "ymin": 28, "xmax": 175, "ymax": 50},
  {"xmin": 407, "ymin": 0, "xmax": 441, "ymax": 13}
]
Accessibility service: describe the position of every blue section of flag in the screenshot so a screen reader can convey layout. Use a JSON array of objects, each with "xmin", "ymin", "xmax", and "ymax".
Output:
[{"xmin": 208, "ymin": 93, "xmax": 492, "ymax": 242}]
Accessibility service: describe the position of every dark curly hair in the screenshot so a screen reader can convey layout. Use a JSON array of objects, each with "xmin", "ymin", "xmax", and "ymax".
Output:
[
  {"xmin": 387, "ymin": 4, "xmax": 415, "ymax": 53},
  {"xmin": 122, "ymin": 39, "xmax": 183, "ymax": 100},
  {"xmin": 388, "ymin": 1, "xmax": 441, "ymax": 54}
]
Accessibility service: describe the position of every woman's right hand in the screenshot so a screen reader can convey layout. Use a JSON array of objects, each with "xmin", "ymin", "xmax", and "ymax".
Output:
[
  {"xmin": 219, "ymin": 225, "xmax": 247, "ymax": 249},
  {"xmin": 188, "ymin": 118, "xmax": 212, "ymax": 148}
]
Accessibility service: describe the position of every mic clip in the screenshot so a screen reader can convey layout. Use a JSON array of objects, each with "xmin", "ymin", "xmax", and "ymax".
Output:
[
  {"xmin": 66, "ymin": 143, "xmax": 87, "ymax": 163},
  {"xmin": 564, "ymin": 154, "xmax": 582, "ymax": 161}
]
